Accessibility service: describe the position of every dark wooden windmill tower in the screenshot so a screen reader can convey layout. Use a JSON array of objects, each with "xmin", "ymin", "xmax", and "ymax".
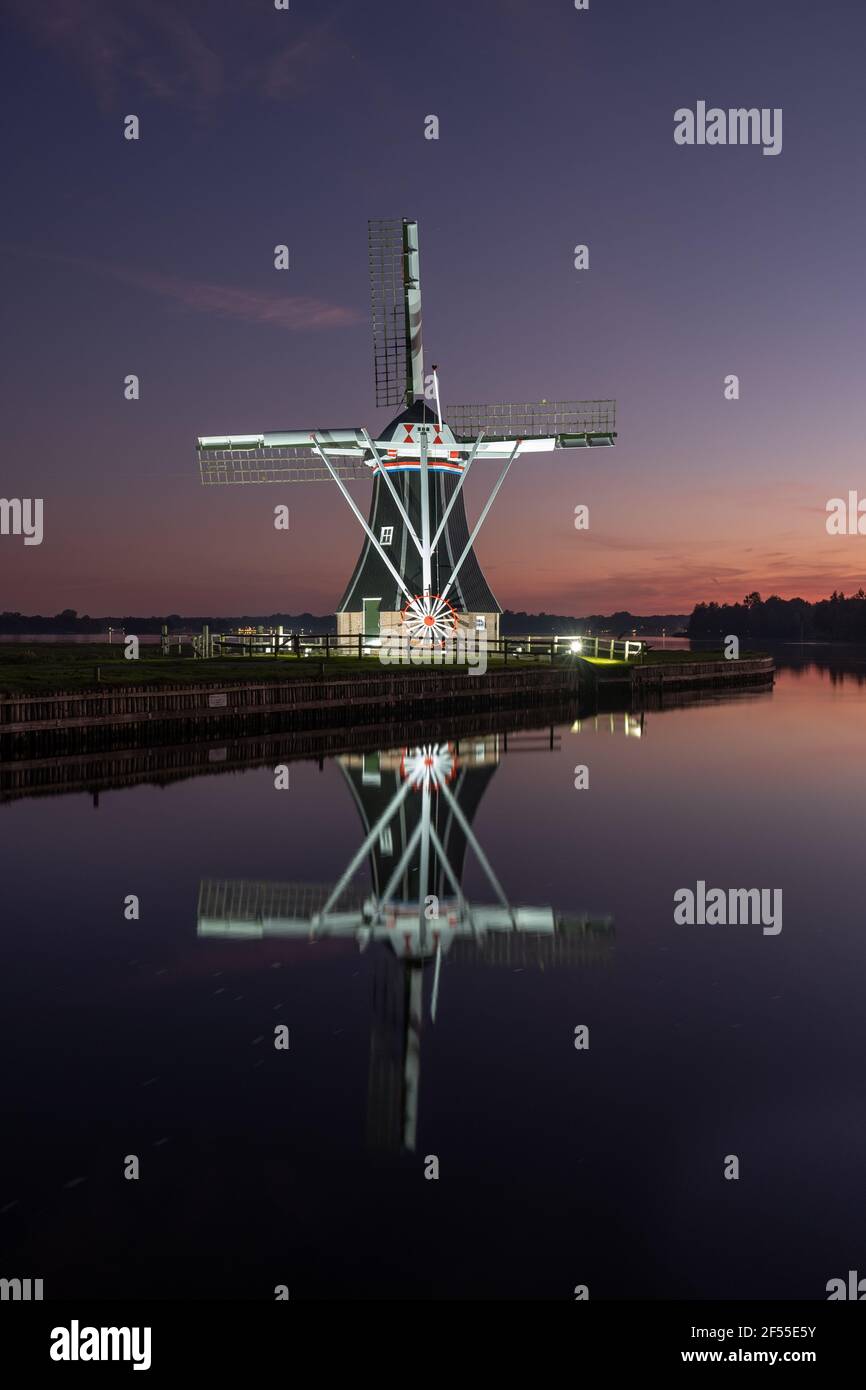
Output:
[{"xmin": 197, "ymin": 218, "xmax": 616, "ymax": 646}]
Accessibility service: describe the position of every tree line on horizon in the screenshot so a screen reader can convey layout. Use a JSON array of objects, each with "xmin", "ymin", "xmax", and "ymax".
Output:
[
  {"xmin": 500, "ymin": 610, "xmax": 688, "ymax": 635},
  {"xmin": 8, "ymin": 593, "xmax": 866, "ymax": 640},
  {"xmin": 0, "ymin": 607, "xmax": 689, "ymax": 636},
  {"xmin": 0, "ymin": 609, "xmax": 335, "ymax": 635},
  {"xmin": 689, "ymin": 590, "xmax": 866, "ymax": 641}
]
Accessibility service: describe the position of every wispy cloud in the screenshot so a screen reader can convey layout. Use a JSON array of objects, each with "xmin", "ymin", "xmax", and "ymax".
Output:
[
  {"xmin": 104, "ymin": 263, "xmax": 361, "ymax": 330},
  {"xmin": 8, "ymin": 0, "xmax": 349, "ymax": 114},
  {"xmin": 260, "ymin": 21, "xmax": 350, "ymax": 101},
  {"xmin": 8, "ymin": 0, "xmax": 223, "ymax": 113},
  {"xmin": 3, "ymin": 244, "xmax": 361, "ymax": 330}
]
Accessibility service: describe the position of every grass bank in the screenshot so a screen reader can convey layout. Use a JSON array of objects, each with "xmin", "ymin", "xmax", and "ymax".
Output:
[{"xmin": 0, "ymin": 642, "xmax": 766, "ymax": 696}]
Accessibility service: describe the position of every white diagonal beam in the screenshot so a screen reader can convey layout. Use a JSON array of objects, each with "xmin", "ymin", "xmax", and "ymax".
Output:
[
  {"xmin": 370, "ymin": 818, "xmax": 425, "ymax": 924},
  {"xmin": 438, "ymin": 776, "xmax": 515, "ymax": 924},
  {"xmin": 312, "ymin": 775, "xmax": 414, "ymax": 924},
  {"xmin": 440, "ymin": 440, "xmax": 521, "ymax": 604},
  {"xmin": 361, "ymin": 429, "xmax": 423, "ymax": 559},
  {"xmin": 311, "ymin": 438, "xmax": 413, "ymax": 604},
  {"xmin": 428, "ymin": 820, "xmax": 474, "ymax": 933},
  {"xmin": 430, "ymin": 433, "xmax": 484, "ymax": 552},
  {"xmin": 419, "ymin": 428, "xmax": 432, "ymax": 596}
]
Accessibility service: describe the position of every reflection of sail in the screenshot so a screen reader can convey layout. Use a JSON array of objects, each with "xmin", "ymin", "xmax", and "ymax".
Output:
[
  {"xmin": 367, "ymin": 955, "xmax": 424, "ymax": 1153},
  {"xmin": 198, "ymin": 731, "xmax": 613, "ymax": 1153}
]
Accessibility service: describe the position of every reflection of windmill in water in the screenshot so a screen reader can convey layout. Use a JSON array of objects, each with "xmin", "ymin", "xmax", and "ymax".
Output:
[{"xmin": 198, "ymin": 734, "xmax": 613, "ymax": 1153}]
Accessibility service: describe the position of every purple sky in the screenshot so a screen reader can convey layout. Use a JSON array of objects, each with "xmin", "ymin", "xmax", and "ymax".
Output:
[{"xmin": 1, "ymin": 0, "xmax": 864, "ymax": 616}]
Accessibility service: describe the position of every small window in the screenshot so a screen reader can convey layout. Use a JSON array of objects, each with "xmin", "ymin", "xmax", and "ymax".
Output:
[
  {"xmin": 475, "ymin": 615, "xmax": 486, "ymax": 630},
  {"xmin": 380, "ymin": 526, "xmax": 394, "ymax": 546}
]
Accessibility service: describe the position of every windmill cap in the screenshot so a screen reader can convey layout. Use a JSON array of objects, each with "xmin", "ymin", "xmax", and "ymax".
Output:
[{"xmin": 385, "ymin": 400, "xmax": 440, "ymax": 430}]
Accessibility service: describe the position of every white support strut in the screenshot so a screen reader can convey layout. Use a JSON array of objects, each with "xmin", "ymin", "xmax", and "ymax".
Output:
[
  {"xmin": 430, "ymin": 432, "xmax": 485, "ymax": 553},
  {"xmin": 440, "ymin": 439, "xmax": 522, "ymax": 605},
  {"xmin": 419, "ymin": 428, "xmax": 432, "ymax": 597},
  {"xmin": 311, "ymin": 437, "xmax": 414, "ymax": 606},
  {"xmin": 438, "ymin": 776, "xmax": 516, "ymax": 927},
  {"xmin": 362, "ymin": 428, "xmax": 424, "ymax": 560},
  {"xmin": 371, "ymin": 818, "xmax": 425, "ymax": 924},
  {"xmin": 313, "ymin": 774, "xmax": 415, "ymax": 924}
]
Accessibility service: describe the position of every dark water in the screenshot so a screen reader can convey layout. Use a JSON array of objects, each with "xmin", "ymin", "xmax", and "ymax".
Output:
[{"xmin": 1, "ymin": 644, "xmax": 865, "ymax": 1301}]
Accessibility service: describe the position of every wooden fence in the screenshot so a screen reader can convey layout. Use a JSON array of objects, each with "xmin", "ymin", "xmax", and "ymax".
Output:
[{"xmin": 0, "ymin": 667, "xmax": 582, "ymax": 737}]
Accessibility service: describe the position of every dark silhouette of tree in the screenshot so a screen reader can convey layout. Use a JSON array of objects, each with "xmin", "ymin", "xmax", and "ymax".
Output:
[{"xmin": 689, "ymin": 590, "xmax": 866, "ymax": 641}]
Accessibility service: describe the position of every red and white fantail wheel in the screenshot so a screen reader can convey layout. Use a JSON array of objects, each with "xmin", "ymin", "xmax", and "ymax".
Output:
[{"xmin": 401, "ymin": 594, "xmax": 459, "ymax": 645}]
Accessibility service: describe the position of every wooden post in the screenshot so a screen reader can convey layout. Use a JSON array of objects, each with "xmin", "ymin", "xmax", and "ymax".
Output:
[
  {"xmin": 358, "ymin": 633, "xmax": 362, "ymax": 661},
  {"xmin": 324, "ymin": 632, "xmax": 330, "ymax": 661}
]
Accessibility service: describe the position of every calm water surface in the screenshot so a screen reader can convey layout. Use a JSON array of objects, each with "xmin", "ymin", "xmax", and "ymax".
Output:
[{"xmin": 1, "ymin": 644, "xmax": 865, "ymax": 1300}]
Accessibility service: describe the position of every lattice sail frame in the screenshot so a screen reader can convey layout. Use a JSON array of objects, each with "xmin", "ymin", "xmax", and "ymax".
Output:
[
  {"xmin": 196, "ymin": 400, "xmax": 617, "ymax": 486},
  {"xmin": 369, "ymin": 218, "xmax": 423, "ymax": 408},
  {"xmin": 447, "ymin": 400, "xmax": 616, "ymax": 446},
  {"xmin": 198, "ymin": 444, "xmax": 368, "ymax": 485}
]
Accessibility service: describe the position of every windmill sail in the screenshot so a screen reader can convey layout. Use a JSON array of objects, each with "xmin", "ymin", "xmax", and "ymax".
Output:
[
  {"xmin": 446, "ymin": 400, "xmax": 617, "ymax": 447},
  {"xmin": 369, "ymin": 218, "xmax": 424, "ymax": 408},
  {"xmin": 198, "ymin": 448, "xmax": 368, "ymax": 485},
  {"xmin": 197, "ymin": 430, "xmax": 369, "ymax": 485}
]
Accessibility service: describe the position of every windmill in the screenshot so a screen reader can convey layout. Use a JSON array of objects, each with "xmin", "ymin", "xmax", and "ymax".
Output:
[{"xmin": 197, "ymin": 219, "xmax": 616, "ymax": 647}]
